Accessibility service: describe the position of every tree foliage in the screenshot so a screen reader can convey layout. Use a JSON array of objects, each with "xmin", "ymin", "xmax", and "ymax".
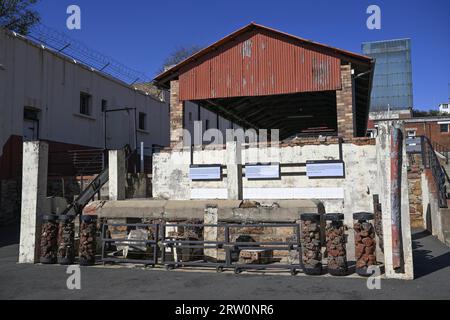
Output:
[
  {"xmin": 412, "ymin": 109, "xmax": 445, "ymax": 117},
  {"xmin": 157, "ymin": 45, "xmax": 203, "ymax": 75},
  {"xmin": 0, "ymin": 0, "xmax": 40, "ymax": 35}
]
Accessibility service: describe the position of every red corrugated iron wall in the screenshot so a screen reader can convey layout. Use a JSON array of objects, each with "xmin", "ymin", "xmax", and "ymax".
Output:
[{"xmin": 179, "ymin": 29, "xmax": 341, "ymax": 101}]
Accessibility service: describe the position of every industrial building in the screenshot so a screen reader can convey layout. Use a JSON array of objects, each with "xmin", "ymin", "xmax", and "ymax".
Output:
[
  {"xmin": 0, "ymin": 27, "xmax": 231, "ymax": 225},
  {"xmin": 156, "ymin": 23, "xmax": 375, "ymax": 141},
  {"xmin": 13, "ymin": 23, "xmax": 450, "ymax": 282}
]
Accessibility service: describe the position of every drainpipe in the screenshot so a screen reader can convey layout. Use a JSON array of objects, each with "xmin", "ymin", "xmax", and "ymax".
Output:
[{"xmin": 390, "ymin": 123, "xmax": 404, "ymax": 271}]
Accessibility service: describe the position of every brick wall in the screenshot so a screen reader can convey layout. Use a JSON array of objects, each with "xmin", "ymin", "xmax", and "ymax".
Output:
[
  {"xmin": 405, "ymin": 120, "xmax": 450, "ymax": 149},
  {"xmin": 336, "ymin": 64, "xmax": 355, "ymax": 139},
  {"xmin": 170, "ymin": 80, "xmax": 184, "ymax": 148}
]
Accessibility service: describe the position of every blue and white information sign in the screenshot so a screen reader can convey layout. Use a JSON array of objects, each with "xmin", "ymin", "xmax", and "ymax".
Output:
[
  {"xmin": 306, "ymin": 161, "xmax": 345, "ymax": 178},
  {"xmin": 189, "ymin": 165, "xmax": 222, "ymax": 181},
  {"xmin": 245, "ymin": 164, "xmax": 280, "ymax": 180}
]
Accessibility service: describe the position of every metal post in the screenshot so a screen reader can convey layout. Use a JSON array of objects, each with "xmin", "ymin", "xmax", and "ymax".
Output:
[{"xmin": 390, "ymin": 125, "xmax": 404, "ymax": 271}]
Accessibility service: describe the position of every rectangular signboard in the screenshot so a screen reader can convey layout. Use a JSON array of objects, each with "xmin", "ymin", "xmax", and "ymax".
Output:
[
  {"xmin": 189, "ymin": 165, "xmax": 222, "ymax": 181},
  {"xmin": 306, "ymin": 161, "xmax": 345, "ymax": 178},
  {"xmin": 406, "ymin": 137, "xmax": 422, "ymax": 154},
  {"xmin": 245, "ymin": 163, "xmax": 280, "ymax": 180}
]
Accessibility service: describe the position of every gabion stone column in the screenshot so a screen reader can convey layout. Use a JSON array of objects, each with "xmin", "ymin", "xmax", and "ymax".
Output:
[
  {"xmin": 353, "ymin": 212, "xmax": 377, "ymax": 276},
  {"xmin": 79, "ymin": 215, "xmax": 97, "ymax": 266},
  {"xmin": 300, "ymin": 213, "xmax": 322, "ymax": 275},
  {"xmin": 40, "ymin": 214, "xmax": 58, "ymax": 264},
  {"xmin": 57, "ymin": 215, "xmax": 75, "ymax": 265},
  {"xmin": 324, "ymin": 213, "xmax": 348, "ymax": 276}
]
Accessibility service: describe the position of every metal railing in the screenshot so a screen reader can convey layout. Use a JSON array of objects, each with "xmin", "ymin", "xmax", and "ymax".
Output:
[
  {"xmin": 421, "ymin": 136, "xmax": 448, "ymax": 208},
  {"xmin": 432, "ymin": 140, "xmax": 449, "ymax": 164},
  {"xmin": 68, "ymin": 149, "xmax": 105, "ymax": 175},
  {"xmin": 100, "ymin": 222, "xmax": 304, "ymax": 275}
]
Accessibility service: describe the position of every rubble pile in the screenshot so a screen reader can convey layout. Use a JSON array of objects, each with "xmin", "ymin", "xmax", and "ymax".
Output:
[
  {"xmin": 57, "ymin": 215, "xmax": 75, "ymax": 265},
  {"xmin": 238, "ymin": 249, "xmax": 273, "ymax": 264},
  {"xmin": 40, "ymin": 214, "xmax": 58, "ymax": 264},
  {"xmin": 79, "ymin": 215, "xmax": 97, "ymax": 266},
  {"xmin": 353, "ymin": 212, "xmax": 377, "ymax": 276},
  {"xmin": 324, "ymin": 213, "xmax": 348, "ymax": 276},
  {"xmin": 300, "ymin": 213, "xmax": 322, "ymax": 275}
]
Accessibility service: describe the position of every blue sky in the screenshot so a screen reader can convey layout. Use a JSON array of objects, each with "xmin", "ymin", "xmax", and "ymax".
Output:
[{"xmin": 35, "ymin": 0, "xmax": 449, "ymax": 110}]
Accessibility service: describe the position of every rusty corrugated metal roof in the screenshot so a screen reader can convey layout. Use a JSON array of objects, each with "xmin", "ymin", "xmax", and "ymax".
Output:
[
  {"xmin": 177, "ymin": 28, "xmax": 342, "ymax": 100},
  {"xmin": 154, "ymin": 22, "xmax": 373, "ymax": 90}
]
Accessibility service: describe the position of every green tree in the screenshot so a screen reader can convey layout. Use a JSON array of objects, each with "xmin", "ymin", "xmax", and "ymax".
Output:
[
  {"xmin": 0, "ymin": 0, "xmax": 40, "ymax": 35},
  {"xmin": 156, "ymin": 45, "xmax": 203, "ymax": 75}
]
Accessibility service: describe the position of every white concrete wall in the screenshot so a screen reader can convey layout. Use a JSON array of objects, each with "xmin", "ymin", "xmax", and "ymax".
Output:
[
  {"xmin": 0, "ymin": 29, "xmax": 169, "ymax": 158},
  {"xmin": 152, "ymin": 142, "xmax": 379, "ymax": 226}
]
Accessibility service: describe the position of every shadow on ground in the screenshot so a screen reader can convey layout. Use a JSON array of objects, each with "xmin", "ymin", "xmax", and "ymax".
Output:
[{"xmin": 412, "ymin": 229, "xmax": 450, "ymax": 279}]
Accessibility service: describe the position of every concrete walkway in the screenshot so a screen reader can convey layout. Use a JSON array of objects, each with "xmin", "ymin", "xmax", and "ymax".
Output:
[{"xmin": 1, "ymin": 225, "xmax": 450, "ymax": 300}]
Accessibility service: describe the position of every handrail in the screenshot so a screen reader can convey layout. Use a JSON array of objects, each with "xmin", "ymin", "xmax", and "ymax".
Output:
[{"xmin": 421, "ymin": 136, "xmax": 448, "ymax": 208}]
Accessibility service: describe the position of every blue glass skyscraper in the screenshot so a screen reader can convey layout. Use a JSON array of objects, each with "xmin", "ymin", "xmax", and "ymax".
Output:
[{"xmin": 362, "ymin": 39, "xmax": 413, "ymax": 111}]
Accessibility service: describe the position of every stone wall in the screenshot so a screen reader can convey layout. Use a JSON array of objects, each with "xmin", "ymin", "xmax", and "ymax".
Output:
[{"xmin": 407, "ymin": 157, "xmax": 424, "ymax": 228}]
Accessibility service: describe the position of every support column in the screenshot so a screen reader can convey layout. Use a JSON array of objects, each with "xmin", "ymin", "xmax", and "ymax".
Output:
[
  {"xmin": 204, "ymin": 205, "xmax": 218, "ymax": 261},
  {"xmin": 170, "ymin": 80, "xmax": 185, "ymax": 148},
  {"xmin": 109, "ymin": 149, "xmax": 126, "ymax": 201},
  {"xmin": 376, "ymin": 121, "xmax": 414, "ymax": 279},
  {"xmin": 336, "ymin": 64, "xmax": 355, "ymax": 139},
  {"xmin": 226, "ymin": 141, "xmax": 243, "ymax": 200},
  {"xmin": 19, "ymin": 141, "xmax": 48, "ymax": 263}
]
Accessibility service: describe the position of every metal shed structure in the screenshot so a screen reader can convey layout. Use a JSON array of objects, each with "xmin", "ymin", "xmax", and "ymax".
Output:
[{"xmin": 154, "ymin": 23, "xmax": 375, "ymax": 144}]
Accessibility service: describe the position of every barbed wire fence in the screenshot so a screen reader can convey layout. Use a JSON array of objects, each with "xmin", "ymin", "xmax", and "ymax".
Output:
[{"xmin": 23, "ymin": 23, "xmax": 164, "ymax": 99}]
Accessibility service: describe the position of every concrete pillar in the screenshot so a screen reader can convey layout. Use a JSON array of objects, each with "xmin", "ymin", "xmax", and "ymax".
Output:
[
  {"xmin": 376, "ymin": 121, "xmax": 414, "ymax": 279},
  {"xmin": 336, "ymin": 64, "xmax": 355, "ymax": 139},
  {"xmin": 109, "ymin": 149, "xmax": 126, "ymax": 201},
  {"xmin": 19, "ymin": 141, "xmax": 48, "ymax": 263},
  {"xmin": 170, "ymin": 80, "xmax": 185, "ymax": 149},
  {"xmin": 226, "ymin": 141, "xmax": 243, "ymax": 200},
  {"xmin": 204, "ymin": 205, "xmax": 218, "ymax": 261}
]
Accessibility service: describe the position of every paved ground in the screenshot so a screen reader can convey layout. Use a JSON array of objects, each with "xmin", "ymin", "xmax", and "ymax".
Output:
[{"xmin": 1, "ymin": 224, "xmax": 450, "ymax": 300}]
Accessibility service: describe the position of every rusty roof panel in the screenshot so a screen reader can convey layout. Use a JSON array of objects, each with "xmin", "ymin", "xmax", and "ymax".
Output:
[{"xmin": 179, "ymin": 29, "xmax": 341, "ymax": 101}]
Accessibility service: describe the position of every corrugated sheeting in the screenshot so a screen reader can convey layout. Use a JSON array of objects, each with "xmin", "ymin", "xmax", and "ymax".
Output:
[{"xmin": 179, "ymin": 29, "xmax": 341, "ymax": 101}]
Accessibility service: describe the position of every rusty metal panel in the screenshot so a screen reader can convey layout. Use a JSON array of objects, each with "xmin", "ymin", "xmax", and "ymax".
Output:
[{"xmin": 179, "ymin": 29, "xmax": 341, "ymax": 101}]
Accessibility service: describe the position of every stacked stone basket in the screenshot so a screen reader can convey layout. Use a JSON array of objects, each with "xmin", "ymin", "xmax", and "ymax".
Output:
[
  {"xmin": 57, "ymin": 215, "xmax": 75, "ymax": 265},
  {"xmin": 79, "ymin": 215, "xmax": 97, "ymax": 266},
  {"xmin": 353, "ymin": 212, "xmax": 377, "ymax": 276},
  {"xmin": 324, "ymin": 213, "xmax": 348, "ymax": 276},
  {"xmin": 40, "ymin": 214, "xmax": 58, "ymax": 264},
  {"xmin": 300, "ymin": 213, "xmax": 322, "ymax": 275}
]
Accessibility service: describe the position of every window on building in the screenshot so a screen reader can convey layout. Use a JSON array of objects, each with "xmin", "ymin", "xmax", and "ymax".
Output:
[
  {"xmin": 189, "ymin": 112, "xmax": 192, "ymax": 121},
  {"xmin": 101, "ymin": 99, "xmax": 108, "ymax": 112},
  {"xmin": 139, "ymin": 112, "xmax": 147, "ymax": 130},
  {"xmin": 205, "ymin": 119, "xmax": 210, "ymax": 130},
  {"xmin": 80, "ymin": 92, "xmax": 92, "ymax": 115},
  {"xmin": 440, "ymin": 124, "xmax": 449, "ymax": 133}
]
